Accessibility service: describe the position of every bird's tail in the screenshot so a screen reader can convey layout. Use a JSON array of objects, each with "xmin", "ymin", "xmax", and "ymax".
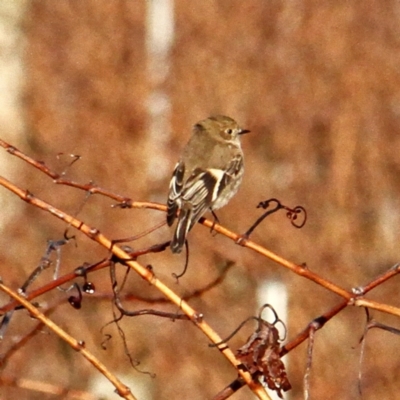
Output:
[{"xmin": 170, "ymin": 208, "xmax": 192, "ymax": 253}]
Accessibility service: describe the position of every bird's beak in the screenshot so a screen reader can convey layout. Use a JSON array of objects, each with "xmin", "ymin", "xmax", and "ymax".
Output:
[{"xmin": 239, "ymin": 129, "xmax": 250, "ymax": 135}]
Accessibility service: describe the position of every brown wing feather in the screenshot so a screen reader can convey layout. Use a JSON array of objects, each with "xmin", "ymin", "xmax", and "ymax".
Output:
[{"xmin": 167, "ymin": 161, "xmax": 185, "ymax": 226}]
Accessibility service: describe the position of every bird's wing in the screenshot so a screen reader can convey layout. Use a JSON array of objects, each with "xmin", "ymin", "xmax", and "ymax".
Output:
[
  {"xmin": 181, "ymin": 153, "xmax": 243, "ymax": 229},
  {"xmin": 214, "ymin": 153, "xmax": 243, "ymax": 197},
  {"xmin": 180, "ymin": 169, "xmax": 216, "ymax": 230},
  {"xmin": 167, "ymin": 161, "xmax": 185, "ymax": 226},
  {"xmin": 167, "ymin": 154, "xmax": 243, "ymax": 228}
]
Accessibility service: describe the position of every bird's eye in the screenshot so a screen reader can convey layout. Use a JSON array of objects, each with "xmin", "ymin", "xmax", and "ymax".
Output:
[{"xmin": 225, "ymin": 128, "xmax": 233, "ymax": 135}]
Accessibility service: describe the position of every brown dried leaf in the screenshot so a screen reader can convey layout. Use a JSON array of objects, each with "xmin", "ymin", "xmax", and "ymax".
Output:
[{"xmin": 236, "ymin": 321, "xmax": 291, "ymax": 398}]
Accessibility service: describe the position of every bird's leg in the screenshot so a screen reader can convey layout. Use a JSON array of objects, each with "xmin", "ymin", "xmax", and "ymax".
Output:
[{"xmin": 210, "ymin": 210, "xmax": 220, "ymax": 236}]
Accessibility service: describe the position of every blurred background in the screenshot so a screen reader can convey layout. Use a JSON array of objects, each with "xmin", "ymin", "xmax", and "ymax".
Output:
[{"xmin": 1, "ymin": 1, "xmax": 400, "ymax": 399}]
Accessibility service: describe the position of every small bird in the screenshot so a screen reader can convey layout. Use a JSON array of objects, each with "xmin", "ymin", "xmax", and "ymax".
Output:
[{"xmin": 167, "ymin": 115, "xmax": 250, "ymax": 253}]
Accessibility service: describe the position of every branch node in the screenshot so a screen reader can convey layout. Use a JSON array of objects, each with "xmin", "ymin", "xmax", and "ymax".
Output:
[
  {"xmin": 352, "ymin": 286, "xmax": 364, "ymax": 296},
  {"xmin": 88, "ymin": 228, "xmax": 100, "ymax": 238},
  {"xmin": 192, "ymin": 313, "xmax": 204, "ymax": 324},
  {"xmin": 77, "ymin": 340, "xmax": 85, "ymax": 349}
]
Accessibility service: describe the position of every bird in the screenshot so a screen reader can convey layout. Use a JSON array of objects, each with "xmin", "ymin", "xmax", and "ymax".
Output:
[{"xmin": 166, "ymin": 115, "xmax": 250, "ymax": 253}]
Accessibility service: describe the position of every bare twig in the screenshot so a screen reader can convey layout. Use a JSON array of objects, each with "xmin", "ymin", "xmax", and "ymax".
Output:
[
  {"xmin": 0, "ymin": 375, "xmax": 96, "ymax": 400},
  {"xmin": 0, "ymin": 280, "xmax": 136, "ymax": 400},
  {"xmin": 0, "ymin": 174, "xmax": 268, "ymax": 399}
]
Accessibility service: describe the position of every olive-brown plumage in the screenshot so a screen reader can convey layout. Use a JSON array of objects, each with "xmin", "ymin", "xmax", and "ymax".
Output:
[{"xmin": 167, "ymin": 115, "xmax": 249, "ymax": 253}]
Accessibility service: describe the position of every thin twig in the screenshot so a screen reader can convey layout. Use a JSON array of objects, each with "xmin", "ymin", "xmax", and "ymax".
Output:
[
  {"xmin": 0, "ymin": 174, "xmax": 268, "ymax": 399},
  {"xmin": 0, "ymin": 280, "xmax": 136, "ymax": 400}
]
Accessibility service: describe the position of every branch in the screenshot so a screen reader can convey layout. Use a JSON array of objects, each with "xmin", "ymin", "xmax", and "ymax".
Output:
[
  {"xmin": 0, "ymin": 280, "xmax": 136, "ymax": 400},
  {"xmin": 0, "ymin": 174, "xmax": 268, "ymax": 399}
]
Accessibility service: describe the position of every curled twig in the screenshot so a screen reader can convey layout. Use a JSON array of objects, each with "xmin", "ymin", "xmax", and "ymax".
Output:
[
  {"xmin": 172, "ymin": 240, "xmax": 190, "ymax": 280},
  {"xmin": 243, "ymin": 198, "xmax": 307, "ymax": 239},
  {"xmin": 212, "ymin": 304, "xmax": 290, "ymax": 399}
]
